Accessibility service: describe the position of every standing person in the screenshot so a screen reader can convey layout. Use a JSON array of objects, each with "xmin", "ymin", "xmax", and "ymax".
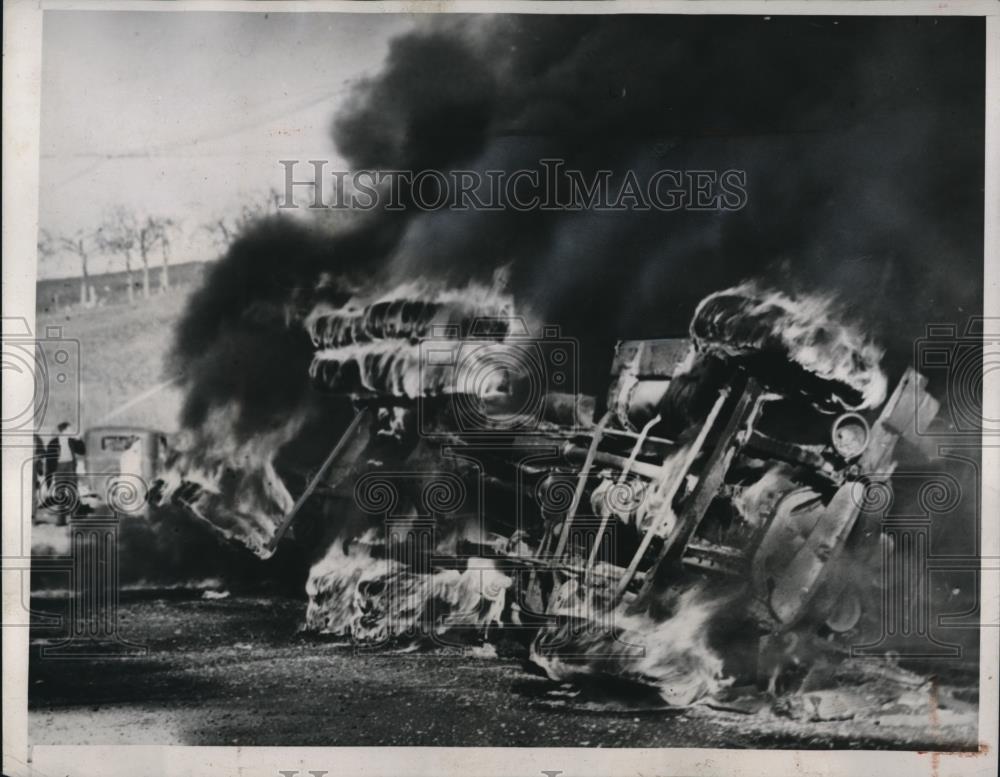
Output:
[
  {"xmin": 46, "ymin": 422, "xmax": 85, "ymax": 524},
  {"xmin": 33, "ymin": 434, "xmax": 47, "ymax": 516}
]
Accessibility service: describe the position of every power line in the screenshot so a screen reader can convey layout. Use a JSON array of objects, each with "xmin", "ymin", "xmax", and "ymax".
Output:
[{"xmin": 43, "ymin": 82, "xmax": 351, "ymax": 164}]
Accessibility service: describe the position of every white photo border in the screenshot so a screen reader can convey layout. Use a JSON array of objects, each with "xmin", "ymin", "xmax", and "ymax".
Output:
[{"xmin": 3, "ymin": 3, "xmax": 997, "ymax": 776}]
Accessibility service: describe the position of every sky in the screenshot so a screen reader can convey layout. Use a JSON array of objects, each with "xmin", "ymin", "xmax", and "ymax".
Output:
[{"xmin": 38, "ymin": 10, "xmax": 413, "ymax": 278}]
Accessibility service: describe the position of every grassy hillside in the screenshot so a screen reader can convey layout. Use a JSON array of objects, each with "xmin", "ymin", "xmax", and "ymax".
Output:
[
  {"xmin": 36, "ymin": 286, "xmax": 192, "ymax": 436},
  {"xmin": 37, "ymin": 260, "xmax": 210, "ymax": 315}
]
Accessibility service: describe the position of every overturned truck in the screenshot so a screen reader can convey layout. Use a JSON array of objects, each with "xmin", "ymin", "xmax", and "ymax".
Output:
[{"xmin": 156, "ymin": 284, "xmax": 940, "ymax": 695}]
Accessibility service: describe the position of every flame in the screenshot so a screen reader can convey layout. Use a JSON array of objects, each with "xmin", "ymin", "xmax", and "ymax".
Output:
[
  {"xmin": 611, "ymin": 443, "xmax": 691, "ymax": 534},
  {"xmin": 156, "ymin": 278, "xmax": 514, "ymax": 556},
  {"xmin": 732, "ymin": 462, "xmax": 798, "ymax": 528},
  {"xmin": 306, "ymin": 280, "xmax": 517, "ymax": 399},
  {"xmin": 309, "ymin": 338, "xmax": 535, "ymax": 400},
  {"xmin": 530, "ymin": 583, "xmax": 730, "ymax": 706},
  {"xmin": 153, "ymin": 405, "xmax": 304, "ymax": 556},
  {"xmin": 155, "ymin": 278, "xmax": 900, "ymax": 703},
  {"xmin": 305, "ymin": 280, "xmax": 514, "ymax": 349},
  {"xmin": 306, "ymin": 534, "xmax": 512, "ymax": 642},
  {"xmin": 691, "ymin": 282, "xmax": 887, "ymax": 409}
]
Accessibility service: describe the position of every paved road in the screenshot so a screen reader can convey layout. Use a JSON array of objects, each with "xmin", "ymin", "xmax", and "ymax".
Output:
[{"xmin": 27, "ymin": 594, "xmax": 979, "ymax": 749}]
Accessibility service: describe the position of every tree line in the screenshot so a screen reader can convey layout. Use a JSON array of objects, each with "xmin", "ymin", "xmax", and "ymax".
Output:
[{"xmin": 37, "ymin": 190, "xmax": 283, "ymax": 308}]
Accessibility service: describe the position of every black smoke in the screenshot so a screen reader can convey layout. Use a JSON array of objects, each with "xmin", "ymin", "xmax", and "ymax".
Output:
[
  {"xmin": 171, "ymin": 13, "xmax": 984, "ymax": 439},
  {"xmin": 343, "ymin": 17, "xmax": 983, "ymax": 368}
]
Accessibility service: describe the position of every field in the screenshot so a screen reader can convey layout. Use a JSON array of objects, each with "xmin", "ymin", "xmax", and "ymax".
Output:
[
  {"xmin": 36, "ymin": 261, "xmax": 209, "ymax": 316},
  {"xmin": 35, "ymin": 278, "xmax": 195, "ymax": 437}
]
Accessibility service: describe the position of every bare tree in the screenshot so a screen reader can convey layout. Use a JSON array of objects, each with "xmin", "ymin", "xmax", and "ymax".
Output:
[
  {"xmin": 44, "ymin": 228, "xmax": 96, "ymax": 307},
  {"xmin": 202, "ymin": 216, "xmax": 232, "ymax": 253},
  {"xmin": 159, "ymin": 218, "xmax": 178, "ymax": 292},
  {"xmin": 37, "ymin": 229, "xmax": 62, "ymax": 308},
  {"xmin": 137, "ymin": 218, "xmax": 155, "ymax": 299},
  {"xmin": 37, "ymin": 228, "xmax": 58, "ymax": 270},
  {"xmin": 97, "ymin": 207, "xmax": 138, "ymax": 304},
  {"xmin": 202, "ymin": 219, "xmax": 227, "ymax": 254},
  {"xmin": 202, "ymin": 188, "xmax": 283, "ymax": 254},
  {"xmin": 137, "ymin": 215, "xmax": 175, "ymax": 298}
]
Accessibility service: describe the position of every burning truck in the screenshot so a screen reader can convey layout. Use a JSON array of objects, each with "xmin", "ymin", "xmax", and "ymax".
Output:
[{"xmin": 151, "ymin": 281, "xmax": 940, "ymax": 704}]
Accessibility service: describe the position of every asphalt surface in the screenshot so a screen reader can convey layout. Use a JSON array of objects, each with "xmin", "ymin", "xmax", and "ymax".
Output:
[{"xmin": 27, "ymin": 593, "xmax": 980, "ymax": 749}]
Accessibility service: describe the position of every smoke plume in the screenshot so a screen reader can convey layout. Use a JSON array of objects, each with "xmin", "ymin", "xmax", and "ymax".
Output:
[
  {"xmin": 163, "ymin": 15, "xmax": 983, "ymax": 564},
  {"xmin": 170, "ymin": 15, "xmax": 982, "ymax": 445}
]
